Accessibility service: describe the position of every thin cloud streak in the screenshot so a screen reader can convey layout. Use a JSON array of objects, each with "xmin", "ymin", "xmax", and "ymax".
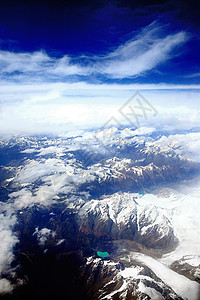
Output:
[
  {"xmin": 99, "ymin": 30, "xmax": 188, "ymax": 78},
  {"xmin": 184, "ymin": 72, "xmax": 200, "ymax": 78}
]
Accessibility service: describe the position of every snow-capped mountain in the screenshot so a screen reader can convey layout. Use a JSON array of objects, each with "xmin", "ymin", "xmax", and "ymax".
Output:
[{"xmin": 78, "ymin": 192, "xmax": 177, "ymax": 249}]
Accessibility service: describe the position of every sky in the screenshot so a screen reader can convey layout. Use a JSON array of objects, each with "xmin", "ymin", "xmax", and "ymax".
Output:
[{"xmin": 0, "ymin": 0, "xmax": 199, "ymax": 135}]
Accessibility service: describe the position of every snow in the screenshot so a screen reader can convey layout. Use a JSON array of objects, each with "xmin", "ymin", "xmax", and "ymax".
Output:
[
  {"xmin": 132, "ymin": 252, "xmax": 200, "ymax": 300},
  {"xmin": 120, "ymin": 266, "xmax": 143, "ymax": 278},
  {"xmin": 135, "ymin": 183, "xmax": 200, "ymax": 268},
  {"xmin": 79, "ymin": 178, "xmax": 200, "ymax": 291},
  {"xmin": 86, "ymin": 256, "xmax": 93, "ymax": 265},
  {"xmin": 79, "ymin": 193, "xmax": 138, "ymax": 224},
  {"xmin": 137, "ymin": 203, "xmax": 171, "ymax": 238},
  {"xmin": 194, "ymin": 268, "xmax": 200, "ymax": 278},
  {"xmin": 101, "ymin": 280, "xmax": 128, "ymax": 300},
  {"xmin": 103, "ymin": 260, "xmax": 117, "ymax": 266},
  {"xmin": 179, "ymin": 256, "xmax": 200, "ymax": 267},
  {"xmin": 106, "ymin": 265, "xmax": 167, "ymax": 299},
  {"xmin": 158, "ymin": 188, "xmax": 200, "ymax": 267},
  {"xmin": 138, "ymin": 281, "xmax": 164, "ymax": 300},
  {"xmin": 56, "ymin": 239, "xmax": 65, "ymax": 246}
]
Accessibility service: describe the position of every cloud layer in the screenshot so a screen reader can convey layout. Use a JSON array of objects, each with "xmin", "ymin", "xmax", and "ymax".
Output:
[{"xmin": 0, "ymin": 81, "xmax": 199, "ymax": 135}]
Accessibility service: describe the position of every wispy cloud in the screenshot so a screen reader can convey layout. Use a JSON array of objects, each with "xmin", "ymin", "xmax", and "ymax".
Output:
[
  {"xmin": 0, "ymin": 23, "xmax": 188, "ymax": 81},
  {"xmin": 184, "ymin": 72, "xmax": 200, "ymax": 78},
  {"xmin": 99, "ymin": 28, "xmax": 188, "ymax": 78},
  {"xmin": 0, "ymin": 51, "xmax": 89, "ymax": 81}
]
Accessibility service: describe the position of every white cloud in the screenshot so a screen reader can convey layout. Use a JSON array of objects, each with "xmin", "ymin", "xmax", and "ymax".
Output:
[
  {"xmin": 0, "ymin": 50, "xmax": 88, "ymax": 79},
  {"xmin": 50, "ymin": 55, "xmax": 89, "ymax": 76},
  {"xmin": 0, "ymin": 81, "xmax": 199, "ymax": 136},
  {"xmin": 0, "ymin": 210, "xmax": 17, "ymax": 270},
  {"xmin": 0, "ymin": 279, "xmax": 13, "ymax": 294},
  {"xmin": 132, "ymin": 127, "xmax": 155, "ymax": 136},
  {"xmin": 13, "ymin": 159, "xmax": 67, "ymax": 183},
  {"xmin": 8, "ymin": 155, "xmax": 95, "ymax": 209},
  {"xmin": 0, "ymin": 24, "xmax": 188, "ymax": 81},
  {"xmin": 0, "ymin": 51, "xmax": 51, "ymax": 74},
  {"xmin": 33, "ymin": 227, "xmax": 56, "ymax": 246},
  {"xmin": 0, "ymin": 205, "xmax": 18, "ymax": 293},
  {"xmin": 184, "ymin": 72, "xmax": 200, "ymax": 78},
  {"xmin": 36, "ymin": 146, "xmax": 65, "ymax": 156},
  {"xmin": 151, "ymin": 132, "xmax": 200, "ymax": 162},
  {"xmin": 100, "ymin": 30, "xmax": 188, "ymax": 78}
]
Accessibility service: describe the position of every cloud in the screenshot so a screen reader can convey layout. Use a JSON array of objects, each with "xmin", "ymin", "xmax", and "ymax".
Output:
[
  {"xmin": 0, "ymin": 51, "xmax": 51, "ymax": 74},
  {"xmin": 0, "ymin": 79, "xmax": 199, "ymax": 136},
  {"xmin": 99, "ymin": 28, "xmax": 188, "ymax": 78},
  {"xmin": 33, "ymin": 228, "xmax": 56, "ymax": 246},
  {"xmin": 0, "ymin": 50, "xmax": 88, "ymax": 82},
  {"xmin": 0, "ymin": 209, "xmax": 18, "ymax": 273},
  {"xmin": 0, "ymin": 23, "xmax": 188, "ymax": 81},
  {"xmin": 0, "ymin": 279, "xmax": 13, "ymax": 295},
  {"xmin": 151, "ymin": 132, "xmax": 200, "ymax": 162},
  {"xmin": 0, "ymin": 205, "xmax": 18, "ymax": 293},
  {"xmin": 8, "ymin": 155, "xmax": 95, "ymax": 209},
  {"xmin": 184, "ymin": 72, "xmax": 200, "ymax": 78},
  {"xmin": 132, "ymin": 127, "xmax": 155, "ymax": 136}
]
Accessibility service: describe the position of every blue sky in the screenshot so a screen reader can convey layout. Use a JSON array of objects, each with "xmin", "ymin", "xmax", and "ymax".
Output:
[
  {"xmin": 0, "ymin": 0, "xmax": 199, "ymax": 84},
  {"xmin": 0, "ymin": 0, "xmax": 199, "ymax": 134}
]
